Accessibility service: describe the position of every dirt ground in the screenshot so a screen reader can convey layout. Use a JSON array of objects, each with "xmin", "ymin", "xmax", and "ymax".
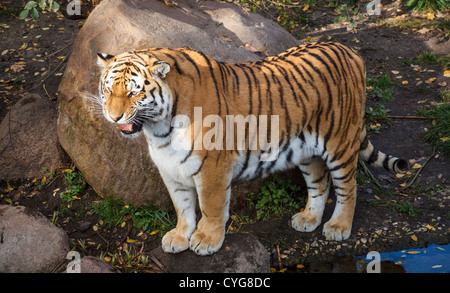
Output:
[{"xmin": 0, "ymin": 0, "xmax": 449, "ymax": 273}]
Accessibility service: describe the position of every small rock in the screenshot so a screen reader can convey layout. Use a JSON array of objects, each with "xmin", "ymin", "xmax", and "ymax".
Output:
[{"xmin": 78, "ymin": 221, "xmax": 91, "ymax": 232}]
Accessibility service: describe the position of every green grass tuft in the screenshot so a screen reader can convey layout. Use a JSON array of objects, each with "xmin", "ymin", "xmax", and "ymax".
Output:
[
  {"xmin": 403, "ymin": 0, "xmax": 450, "ymax": 12},
  {"xmin": 248, "ymin": 175, "xmax": 304, "ymax": 221},
  {"xmin": 91, "ymin": 198, "xmax": 175, "ymax": 236},
  {"xmin": 419, "ymin": 102, "xmax": 450, "ymax": 156}
]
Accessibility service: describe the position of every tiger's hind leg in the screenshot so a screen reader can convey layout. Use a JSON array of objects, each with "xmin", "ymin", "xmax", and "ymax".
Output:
[
  {"xmin": 291, "ymin": 157, "xmax": 331, "ymax": 233},
  {"xmin": 322, "ymin": 153, "xmax": 358, "ymax": 241}
]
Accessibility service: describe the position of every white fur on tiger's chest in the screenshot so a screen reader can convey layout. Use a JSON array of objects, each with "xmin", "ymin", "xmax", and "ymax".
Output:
[{"xmin": 143, "ymin": 123, "xmax": 200, "ymax": 188}]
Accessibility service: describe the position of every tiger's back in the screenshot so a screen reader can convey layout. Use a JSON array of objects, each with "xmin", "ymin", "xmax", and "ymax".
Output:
[
  {"xmin": 96, "ymin": 42, "xmax": 407, "ymax": 255},
  {"xmin": 141, "ymin": 43, "xmax": 367, "ymax": 178}
]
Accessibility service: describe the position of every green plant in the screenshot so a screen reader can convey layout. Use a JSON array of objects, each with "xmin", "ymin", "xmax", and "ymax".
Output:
[
  {"xmin": 249, "ymin": 175, "xmax": 304, "ymax": 221},
  {"xmin": 91, "ymin": 198, "xmax": 175, "ymax": 236},
  {"xmin": 437, "ymin": 55, "xmax": 450, "ymax": 70},
  {"xmin": 329, "ymin": 0, "xmax": 366, "ymax": 30},
  {"xmin": 418, "ymin": 102, "xmax": 450, "ymax": 156},
  {"xmin": 386, "ymin": 17, "xmax": 450, "ymax": 37},
  {"xmin": 402, "ymin": 0, "xmax": 450, "ymax": 12},
  {"xmin": 403, "ymin": 51, "xmax": 450, "ymax": 69},
  {"xmin": 365, "ymin": 103, "xmax": 391, "ymax": 131},
  {"xmin": 125, "ymin": 204, "xmax": 175, "ymax": 235},
  {"xmin": 237, "ymin": 0, "xmax": 310, "ymax": 36},
  {"xmin": 91, "ymin": 198, "xmax": 124, "ymax": 225},
  {"xmin": 12, "ymin": 77, "xmax": 24, "ymax": 90},
  {"xmin": 34, "ymin": 167, "xmax": 57, "ymax": 190},
  {"xmin": 60, "ymin": 168, "xmax": 85, "ymax": 203},
  {"xmin": 356, "ymin": 162, "xmax": 373, "ymax": 185},
  {"xmin": 0, "ymin": 3, "xmax": 21, "ymax": 17},
  {"xmin": 365, "ymin": 74, "xmax": 393, "ymax": 130},
  {"xmin": 418, "ymin": 50, "xmax": 439, "ymax": 64},
  {"xmin": 20, "ymin": 0, "xmax": 59, "ymax": 20},
  {"xmin": 395, "ymin": 200, "xmax": 421, "ymax": 217},
  {"xmin": 440, "ymin": 90, "xmax": 450, "ymax": 102},
  {"xmin": 401, "ymin": 57, "xmax": 418, "ymax": 66},
  {"xmin": 414, "ymin": 184, "xmax": 447, "ymax": 195},
  {"xmin": 433, "ymin": 18, "xmax": 450, "ymax": 37},
  {"xmin": 275, "ymin": 1, "xmax": 310, "ymax": 33},
  {"xmin": 227, "ymin": 213, "xmax": 254, "ymax": 232},
  {"xmin": 100, "ymin": 245, "xmax": 157, "ymax": 273},
  {"xmin": 367, "ymin": 74, "xmax": 394, "ymax": 101},
  {"xmin": 365, "ymin": 103, "xmax": 390, "ymax": 121},
  {"xmin": 51, "ymin": 205, "xmax": 70, "ymax": 224}
]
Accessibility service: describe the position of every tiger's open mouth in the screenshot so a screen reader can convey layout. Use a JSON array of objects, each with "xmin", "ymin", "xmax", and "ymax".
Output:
[{"xmin": 117, "ymin": 120, "xmax": 143, "ymax": 135}]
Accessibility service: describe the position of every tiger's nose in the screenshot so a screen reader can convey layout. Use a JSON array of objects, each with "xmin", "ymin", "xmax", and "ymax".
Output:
[{"xmin": 110, "ymin": 113, "xmax": 123, "ymax": 122}]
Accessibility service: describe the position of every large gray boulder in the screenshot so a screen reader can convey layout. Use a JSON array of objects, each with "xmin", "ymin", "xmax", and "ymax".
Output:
[
  {"xmin": 57, "ymin": 0, "xmax": 300, "ymax": 208},
  {"xmin": 0, "ymin": 205, "xmax": 70, "ymax": 273},
  {"xmin": 151, "ymin": 233, "xmax": 270, "ymax": 273},
  {"xmin": 0, "ymin": 94, "xmax": 68, "ymax": 180}
]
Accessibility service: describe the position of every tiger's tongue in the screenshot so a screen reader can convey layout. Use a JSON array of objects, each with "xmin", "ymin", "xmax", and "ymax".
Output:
[{"xmin": 117, "ymin": 123, "xmax": 133, "ymax": 132}]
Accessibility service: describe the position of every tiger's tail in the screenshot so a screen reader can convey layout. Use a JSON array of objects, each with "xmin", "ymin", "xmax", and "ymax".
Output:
[{"xmin": 359, "ymin": 128, "xmax": 408, "ymax": 174}]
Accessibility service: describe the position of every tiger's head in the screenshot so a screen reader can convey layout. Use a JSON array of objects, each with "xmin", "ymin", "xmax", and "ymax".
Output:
[{"xmin": 96, "ymin": 51, "xmax": 172, "ymax": 137}]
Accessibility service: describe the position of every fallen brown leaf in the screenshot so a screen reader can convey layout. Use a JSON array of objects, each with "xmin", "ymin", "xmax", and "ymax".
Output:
[
  {"xmin": 425, "ymin": 77, "xmax": 437, "ymax": 84},
  {"xmin": 219, "ymin": 35, "xmax": 233, "ymax": 42},
  {"xmin": 10, "ymin": 63, "xmax": 25, "ymax": 73}
]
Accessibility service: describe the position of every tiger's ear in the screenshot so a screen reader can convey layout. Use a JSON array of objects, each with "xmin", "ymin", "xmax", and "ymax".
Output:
[
  {"xmin": 151, "ymin": 61, "xmax": 170, "ymax": 79},
  {"xmin": 96, "ymin": 53, "xmax": 115, "ymax": 70}
]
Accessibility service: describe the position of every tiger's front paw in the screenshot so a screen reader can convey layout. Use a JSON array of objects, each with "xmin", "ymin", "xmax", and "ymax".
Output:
[
  {"xmin": 322, "ymin": 219, "xmax": 351, "ymax": 241},
  {"xmin": 291, "ymin": 211, "xmax": 321, "ymax": 232},
  {"xmin": 189, "ymin": 228, "xmax": 225, "ymax": 256},
  {"xmin": 162, "ymin": 229, "xmax": 189, "ymax": 253}
]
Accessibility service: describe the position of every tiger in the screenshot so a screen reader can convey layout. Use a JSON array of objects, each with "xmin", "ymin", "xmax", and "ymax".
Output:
[{"xmin": 95, "ymin": 42, "xmax": 408, "ymax": 256}]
